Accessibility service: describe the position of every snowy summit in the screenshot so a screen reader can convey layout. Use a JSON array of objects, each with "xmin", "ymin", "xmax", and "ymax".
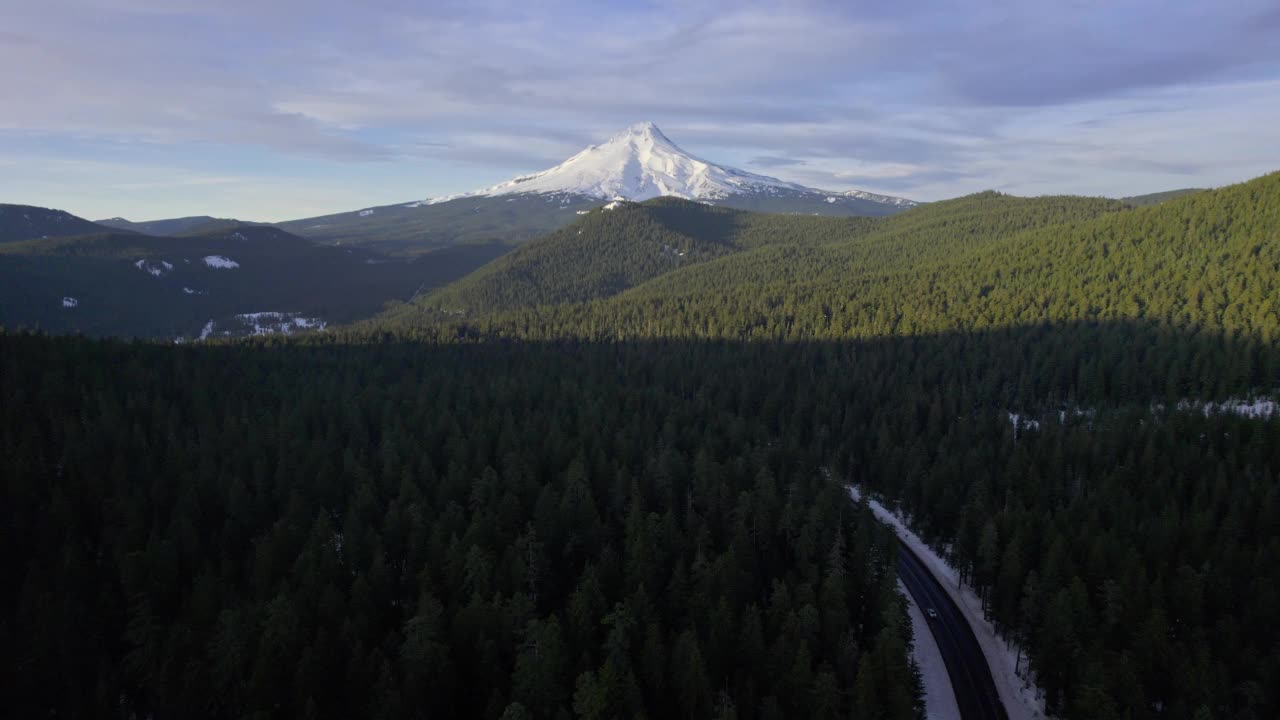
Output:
[{"xmin": 424, "ymin": 122, "xmax": 915, "ymax": 208}]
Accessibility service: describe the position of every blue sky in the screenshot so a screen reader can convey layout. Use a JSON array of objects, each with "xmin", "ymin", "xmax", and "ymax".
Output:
[{"xmin": 2, "ymin": 0, "xmax": 1278, "ymax": 221}]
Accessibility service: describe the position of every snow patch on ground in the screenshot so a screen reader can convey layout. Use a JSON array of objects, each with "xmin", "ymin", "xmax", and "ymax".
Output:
[
  {"xmin": 1174, "ymin": 396, "xmax": 1277, "ymax": 419},
  {"xmin": 576, "ymin": 210, "xmax": 591, "ymax": 215},
  {"xmin": 196, "ymin": 312, "xmax": 325, "ymax": 339},
  {"xmin": 900, "ymin": 580, "xmax": 962, "ymax": 720},
  {"xmin": 182, "ymin": 287, "xmax": 205, "ymax": 295},
  {"xmin": 234, "ymin": 311, "xmax": 327, "ymax": 336},
  {"xmin": 1007, "ymin": 412, "xmax": 1041, "ymax": 433},
  {"xmin": 842, "ymin": 189, "xmax": 920, "ymax": 207},
  {"xmin": 825, "ymin": 196, "xmax": 838, "ymax": 204},
  {"xmin": 202, "ymin": 255, "xmax": 239, "ymax": 269},
  {"xmin": 359, "ymin": 209, "xmax": 375, "ymax": 217},
  {"xmin": 1011, "ymin": 398, "xmax": 1277, "ymax": 429},
  {"xmin": 62, "ymin": 296, "xmax": 78, "ymax": 308},
  {"xmin": 603, "ymin": 200, "xmax": 625, "ymax": 210},
  {"xmin": 134, "ymin": 258, "xmax": 172, "ymax": 277},
  {"xmin": 850, "ymin": 485, "xmax": 1049, "ymax": 720}
]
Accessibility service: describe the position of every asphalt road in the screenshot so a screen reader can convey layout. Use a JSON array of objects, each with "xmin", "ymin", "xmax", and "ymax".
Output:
[{"xmin": 896, "ymin": 541, "xmax": 1008, "ymax": 720}]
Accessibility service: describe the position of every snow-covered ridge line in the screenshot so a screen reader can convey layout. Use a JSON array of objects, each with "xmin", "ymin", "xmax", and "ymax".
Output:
[
  {"xmin": 849, "ymin": 485, "xmax": 1050, "ymax": 720},
  {"xmin": 843, "ymin": 189, "xmax": 918, "ymax": 207},
  {"xmin": 416, "ymin": 122, "xmax": 916, "ymax": 207}
]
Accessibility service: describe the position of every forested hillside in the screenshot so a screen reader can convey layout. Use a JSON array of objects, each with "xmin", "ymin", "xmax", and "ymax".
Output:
[
  {"xmin": 395, "ymin": 191, "xmax": 1123, "ymax": 324},
  {"xmin": 419, "ymin": 199, "xmax": 868, "ymax": 316},
  {"xmin": 0, "ymin": 226, "xmax": 506, "ymax": 338},
  {"xmin": 354, "ymin": 171, "xmax": 1280, "ymax": 719},
  {"xmin": 1121, "ymin": 189, "xmax": 1204, "ymax": 207},
  {"xmin": 278, "ymin": 193, "xmax": 601, "ymax": 256},
  {"xmin": 4, "ymin": 172, "xmax": 1279, "ymax": 720},
  {"xmin": 385, "ymin": 172, "xmax": 1277, "ymax": 345},
  {"xmin": 0, "ymin": 204, "xmax": 119, "ymax": 243},
  {"xmin": 1, "ymin": 333, "xmax": 922, "ymax": 720}
]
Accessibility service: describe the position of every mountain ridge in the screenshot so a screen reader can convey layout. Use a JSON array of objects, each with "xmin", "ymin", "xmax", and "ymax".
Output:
[
  {"xmin": 96, "ymin": 215, "xmax": 264, "ymax": 236},
  {"xmin": 0, "ymin": 204, "xmax": 123, "ymax": 244}
]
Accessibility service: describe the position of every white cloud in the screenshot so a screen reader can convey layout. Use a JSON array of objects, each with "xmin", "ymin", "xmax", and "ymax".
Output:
[{"xmin": 2, "ymin": 0, "xmax": 1278, "ymax": 215}]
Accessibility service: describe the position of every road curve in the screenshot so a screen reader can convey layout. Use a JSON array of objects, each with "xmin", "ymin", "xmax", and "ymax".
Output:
[{"xmin": 896, "ymin": 540, "xmax": 1008, "ymax": 720}]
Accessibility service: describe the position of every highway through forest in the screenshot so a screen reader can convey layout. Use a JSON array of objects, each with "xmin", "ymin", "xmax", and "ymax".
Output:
[{"xmin": 896, "ymin": 541, "xmax": 1009, "ymax": 720}]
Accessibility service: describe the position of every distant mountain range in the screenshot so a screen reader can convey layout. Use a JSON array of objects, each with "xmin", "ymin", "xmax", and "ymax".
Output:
[
  {"xmin": 0, "ymin": 206, "xmax": 506, "ymax": 339},
  {"xmin": 276, "ymin": 122, "xmax": 918, "ymax": 254},
  {"xmin": 95, "ymin": 215, "xmax": 264, "ymax": 236},
  {"xmin": 0, "ymin": 204, "xmax": 119, "ymax": 243},
  {"xmin": 0, "ymin": 123, "xmax": 1245, "ymax": 340}
]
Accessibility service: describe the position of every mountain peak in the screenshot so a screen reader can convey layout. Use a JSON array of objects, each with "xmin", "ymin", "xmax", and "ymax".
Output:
[
  {"xmin": 616, "ymin": 121, "xmax": 667, "ymax": 140},
  {"xmin": 598, "ymin": 121, "xmax": 684, "ymax": 156},
  {"xmin": 423, "ymin": 123, "xmax": 916, "ymax": 209}
]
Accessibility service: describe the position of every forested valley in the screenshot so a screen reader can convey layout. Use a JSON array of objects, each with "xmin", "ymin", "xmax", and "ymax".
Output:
[{"xmin": 4, "ymin": 172, "xmax": 1279, "ymax": 720}]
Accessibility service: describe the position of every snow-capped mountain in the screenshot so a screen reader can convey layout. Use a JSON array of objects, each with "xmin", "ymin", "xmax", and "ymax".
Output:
[
  {"xmin": 279, "ymin": 123, "xmax": 917, "ymax": 253},
  {"xmin": 420, "ymin": 122, "xmax": 916, "ymax": 209}
]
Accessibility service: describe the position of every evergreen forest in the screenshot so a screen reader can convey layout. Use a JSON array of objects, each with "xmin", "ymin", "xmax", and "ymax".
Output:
[{"xmin": 4, "ymin": 171, "xmax": 1280, "ymax": 720}]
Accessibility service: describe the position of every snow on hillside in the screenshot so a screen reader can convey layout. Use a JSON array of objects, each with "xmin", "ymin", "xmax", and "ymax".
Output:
[
  {"xmin": 203, "ymin": 255, "xmax": 240, "ymax": 269},
  {"xmin": 843, "ymin": 189, "xmax": 919, "ymax": 208},
  {"xmin": 196, "ymin": 312, "xmax": 326, "ymax": 340},
  {"xmin": 235, "ymin": 312, "xmax": 327, "ymax": 335},
  {"xmin": 62, "ymin": 296, "xmax": 78, "ymax": 308},
  {"xmin": 134, "ymin": 259, "xmax": 173, "ymax": 277},
  {"xmin": 419, "ymin": 122, "xmax": 917, "ymax": 208},
  {"xmin": 1178, "ymin": 396, "xmax": 1277, "ymax": 419}
]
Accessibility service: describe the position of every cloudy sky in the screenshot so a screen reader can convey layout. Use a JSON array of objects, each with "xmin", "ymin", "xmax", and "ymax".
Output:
[{"xmin": 3, "ymin": 0, "xmax": 1278, "ymax": 221}]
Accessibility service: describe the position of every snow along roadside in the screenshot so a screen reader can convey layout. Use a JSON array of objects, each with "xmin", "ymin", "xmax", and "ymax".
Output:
[
  {"xmin": 850, "ymin": 485, "xmax": 1050, "ymax": 720},
  {"xmin": 899, "ymin": 579, "xmax": 962, "ymax": 720}
]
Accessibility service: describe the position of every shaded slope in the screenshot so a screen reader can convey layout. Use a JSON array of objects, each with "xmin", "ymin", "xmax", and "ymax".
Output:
[
  {"xmin": 380, "ymin": 191, "xmax": 1127, "ymax": 330},
  {"xmin": 411, "ymin": 198, "xmax": 881, "ymax": 319},
  {"xmin": 0, "ymin": 225, "xmax": 503, "ymax": 338},
  {"xmin": 0, "ymin": 204, "xmax": 120, "ymax": 243},
  {"xmin": 278, "ymin": 192, "xmax": 600, "ymax": 255}
]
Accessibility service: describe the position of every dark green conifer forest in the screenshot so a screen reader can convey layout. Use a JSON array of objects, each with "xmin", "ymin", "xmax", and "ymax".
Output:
[{"xmin": 4, "ymin": 171, "xmax": 1279, "ymax": 720}]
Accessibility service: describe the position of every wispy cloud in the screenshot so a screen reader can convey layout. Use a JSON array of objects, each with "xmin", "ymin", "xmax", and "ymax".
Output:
[{"xmin": 2, "ymin": 0, "xmax": 1278, "ymax": 217}]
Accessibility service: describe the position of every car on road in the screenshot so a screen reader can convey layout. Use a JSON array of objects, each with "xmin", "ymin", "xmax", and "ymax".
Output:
[{"xmin": 926, "ymin": 608, "xmax": 938, "ymax": 619}]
